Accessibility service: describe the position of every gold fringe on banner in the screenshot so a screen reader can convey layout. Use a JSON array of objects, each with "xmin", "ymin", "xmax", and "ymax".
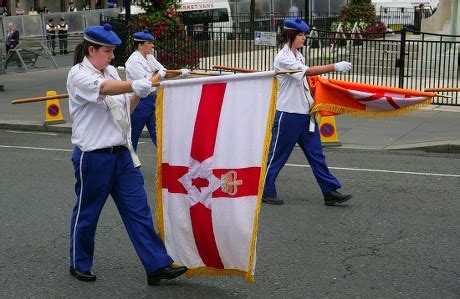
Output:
[
  {"xmin": 155, "ymin": 87, "xmax": 165, "ymax": 239},
  {"xmin": 244, "ymin": 77, "xmax": 278, "ymax": 284},
  {"xmin": 311, "ymin": 97, "xmax": 433, "ymax": 119},
  {"xmin": 186, "ymin": 267, "xmax": 252, "ymax": 281}
]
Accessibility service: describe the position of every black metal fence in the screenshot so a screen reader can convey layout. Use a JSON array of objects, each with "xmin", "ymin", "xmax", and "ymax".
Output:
[
  {"xmin": 318, "ymin": 29, "xmax": 459, "ymax": 105},
  {"xmin": 182, "ymin": 12, "xmax": 338, "ymax": 36},
  {"xmin": 153, "ymin": 28, "xmax": 459, "ymax": 105}
]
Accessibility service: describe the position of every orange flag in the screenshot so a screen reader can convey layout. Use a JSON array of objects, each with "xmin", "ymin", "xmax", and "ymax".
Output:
[{"xmin": 308, "ymin": 76, "xmax": 435, "ymax": 118}]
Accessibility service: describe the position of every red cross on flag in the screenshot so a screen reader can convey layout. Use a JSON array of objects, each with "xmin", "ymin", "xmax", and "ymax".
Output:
[
  {"xmin": 155, "ymin": 71, "xmax": 277, "ymax": 283},
  {"xmin": 308, "ymin": 76, "xmax": 436, "ymax": 117}
]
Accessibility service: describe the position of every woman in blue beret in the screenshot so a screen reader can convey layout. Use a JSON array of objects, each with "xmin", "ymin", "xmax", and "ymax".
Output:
[
  {"xmin": 125, "ymin": 29, "xmax": 191, "ymax": 150},
  {"xmin": 67, "ymin": 23, "xmax": 187, "ymax": 285},
  {"xmin": 263, "ymin": 18, "xmax": 353, "ymax": 206}
]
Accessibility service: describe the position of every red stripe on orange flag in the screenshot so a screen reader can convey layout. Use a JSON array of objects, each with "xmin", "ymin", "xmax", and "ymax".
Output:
[{"xmin": 385, "ymin": 96, "xmax": 400, "ymax": 109}]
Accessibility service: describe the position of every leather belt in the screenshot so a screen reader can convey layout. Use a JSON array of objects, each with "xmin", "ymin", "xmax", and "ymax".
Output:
[{"xmin": 91, "ymin": 145, "xmax": 128, "ymax": 153}]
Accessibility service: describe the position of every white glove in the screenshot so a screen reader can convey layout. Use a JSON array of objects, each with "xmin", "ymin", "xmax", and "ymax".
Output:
[
  {"xmin": 334, "ymin": 61, "xmax": 352, "ymax": 72},
  {"xmin": 180, "ymin": 68, "xmax": 190, "ymax": 77},
  {"xmin": 132, "ymin": 78, "xmax": 152, "ymax": 98},
  {"xmin": 158, "ymin": 69, "xmax": 166, "ymax": 79}
]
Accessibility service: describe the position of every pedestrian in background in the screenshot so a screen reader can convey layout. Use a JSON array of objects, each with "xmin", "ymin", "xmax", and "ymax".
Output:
[
  {"xmin": 15, "ymin": 1, "xmax": 24, "ymax": 15},
  {"xmin": 4, "ymin": 22, "xmax": 20, "ymax": 68},
  {"xmin": 67, "ymin": 23, "xmax": 187, "ymax": 285},
  {"xmin": 288, "ymin": 3, "xmax": 300, "ymax": 17},
  {"xmin": 46, "ymin": 18, "xmax": 56, "ymax": 56},
  {"xmin": 263, "ymin": 18, "xmax": 353, "ymax": 206},
  {"xmin": 67, "ymin": 1, "xmax": 77, "ymax": 12},
  {"xmin": 5, "ymin": 22, "xmax": 19, "ymax": 54},
  {"xmin": 28, "ymin": 6, "xmax": 38, "ymax": 15},
  {"xmin": 125, "ymin": 29, "xmax": 190, "ymax": 150},
  {"xmin": 57, "ymin": 18, "xmax": 68, "ymax": 55}
]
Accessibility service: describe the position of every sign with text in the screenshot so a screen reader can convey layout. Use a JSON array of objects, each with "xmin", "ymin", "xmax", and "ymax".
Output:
[{"xmin": 254, "ymin": 31, "xmax": 277, "ymax": 47}]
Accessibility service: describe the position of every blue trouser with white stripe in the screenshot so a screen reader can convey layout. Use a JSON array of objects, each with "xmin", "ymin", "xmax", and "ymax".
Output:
[
  {"xmin": 70, "ymin": 147, "xmax": 173, "ymax": 274},
  {"xmin": 131, "ymin": 93, "xmax": 156, "ymax": 150},
  {"xmin": 263, "ymin": 111, "xmax": 341, "ymax": 198}
]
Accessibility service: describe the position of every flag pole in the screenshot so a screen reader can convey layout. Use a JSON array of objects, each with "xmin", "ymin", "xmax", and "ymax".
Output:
[
  {"xmin": 165, "ymin": 70, "xmax": 222, "ymax": 76},
  {"xmin": 212, "ymin": 65, "xmax": 302, "ymax": 75},
  {"xmin": 12, "ymin": 82, "xmax": 163, "ymax": 104},
  {"xmin": 212, "ymin": 65, "xmax": 258, "ymax": 73},
  {"xmin": 425, "ymin": 88, "xmax": 460, "ymax": 92},
  {"xmin": 12, "ymin": 94, "xmax": 70, "ymax": 104},
  {"xmin": 432, "ymin": 94, "xmax": 452, "ymax": 99}
]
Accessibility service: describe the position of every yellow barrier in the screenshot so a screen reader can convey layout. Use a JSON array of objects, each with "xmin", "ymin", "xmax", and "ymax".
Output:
[
  {"xmin": 319, "ymin": 115, "xmax": 341, "ymax": 146},
  {"xmin": 44, "ymin": 91, "xmax": 65, "ymax": 125}
]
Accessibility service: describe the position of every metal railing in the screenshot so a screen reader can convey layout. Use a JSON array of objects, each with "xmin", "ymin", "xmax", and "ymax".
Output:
[
  {"xmin": 153, "ymin": 28, "xmax": 459, "ymax": 105},
  {"xmin": 103, "ymin": 9, "xmax": 459, "ymax": 106},
  {"xmin": 0, "ymin": 9, "xmax": 119, "ymax": 39},
  {"xmin": 194, "ymin": 12, "xmax": 338, "ymax": 33}
]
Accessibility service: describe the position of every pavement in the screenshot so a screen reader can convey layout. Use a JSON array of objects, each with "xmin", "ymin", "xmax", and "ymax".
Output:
[{"xmin": 1, "ymin": 55, "xmax": 459, "ymax": 153}]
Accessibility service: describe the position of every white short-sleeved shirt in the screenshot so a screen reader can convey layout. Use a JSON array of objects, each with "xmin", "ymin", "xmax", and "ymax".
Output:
[
  {"xmin": 125, "ymin": 50, "xmax": 165, "ymax": 93},
  {"xmin": 274, "ymin": 44, "xmax": 314, "ymax": 114},
  {"xmin": 67, "ymin": 57, "xmax": 128, "ymax": 151}
]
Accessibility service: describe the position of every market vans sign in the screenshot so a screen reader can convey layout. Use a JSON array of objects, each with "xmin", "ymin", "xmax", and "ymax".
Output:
[{"xmin": 179, "ymin": 3, "xmax": 215, "ymax": 11}]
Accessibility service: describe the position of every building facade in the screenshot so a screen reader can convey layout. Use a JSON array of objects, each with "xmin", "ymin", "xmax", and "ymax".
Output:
[
  {"xmin": 1, "ymin": 0, "xmax": 122, "ymax": 15},
  {"xmin": 213, "ymin": 0, "xmax": 347, "ymax": 16},
  {"xmin": 1, "ymin": 0, "xmax": 348, "ymax": 16}
]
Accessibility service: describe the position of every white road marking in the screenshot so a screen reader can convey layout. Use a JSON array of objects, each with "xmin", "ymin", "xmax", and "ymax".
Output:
[
  {"xmin": 0, "ymin": 144, "xmax": 458, "ymax": 178},
  {"xmin": 4, "ymin": 130, "xmax": 58, "ymax": 136},
  {"xmin": 0, "ymin": 145, "xmax": 72, "ymax": 152},
  {"xmin": 285, "ymin": 163, "xmax": 460, "ymax": 178}
]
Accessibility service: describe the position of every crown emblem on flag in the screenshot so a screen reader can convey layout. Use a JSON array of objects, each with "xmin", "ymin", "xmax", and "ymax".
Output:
[{"xmin": 220, "ymin": 170, "xmax": 242, "ymax": 196}]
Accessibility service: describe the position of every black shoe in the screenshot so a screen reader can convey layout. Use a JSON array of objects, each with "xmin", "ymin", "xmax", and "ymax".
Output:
[
  {"xmin": 262, "ymin": 195, "xmax": 284, "ymax": 205},
  {"xmin": 69, "ymin": 266, "xmax": 96, "ymax": 281},
  {"xmin": 324, "ymin": 190, "xmax": 353, "ymax": 206},
  {"xmin": 147, "ymin": 265, "xmax": 188, "ymax": 286}
]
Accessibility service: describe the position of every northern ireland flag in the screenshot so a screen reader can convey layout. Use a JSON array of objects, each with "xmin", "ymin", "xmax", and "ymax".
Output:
[
  {"xmin": 308, "ymin": 76, "xmax": 436, "ymax": 117},
  {"xmin": 155, "ymin": 71, "xmax": 277, "ymax": 283}
]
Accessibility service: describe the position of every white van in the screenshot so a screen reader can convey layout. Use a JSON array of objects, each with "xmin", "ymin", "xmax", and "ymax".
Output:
[{"xmin": 176, "ymin": 1, "xmax": 234, "ymax": 40}]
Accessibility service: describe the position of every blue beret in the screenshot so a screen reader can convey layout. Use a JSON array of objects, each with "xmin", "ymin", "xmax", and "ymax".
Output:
[
  {"xmin": 133, "ymin": 29, "xmax": 156, "ymax": 42},
  {"xmin": 84, "ymin": 23, "xmax": 121, "ymax": 47},
  {"xmin": 283, "ymin": 18, "xmax": 310, "ymax": 32}
]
